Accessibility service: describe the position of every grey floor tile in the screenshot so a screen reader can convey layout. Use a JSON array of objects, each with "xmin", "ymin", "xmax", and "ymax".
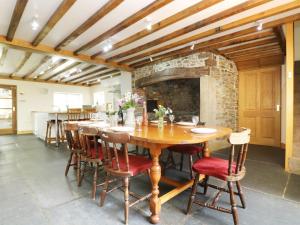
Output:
[{"xmin": 284, "ymin": 174, "xmax": 300, "ymax": 203}]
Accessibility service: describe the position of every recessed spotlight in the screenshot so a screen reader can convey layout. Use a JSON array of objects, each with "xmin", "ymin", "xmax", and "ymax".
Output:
[
  {"xmin": 256, "ymin": 21, "xmax": 263, "ymax": 31},
  {"xmin": 31, "ymin": 15, "xmax": 39, "ymax": 31}
]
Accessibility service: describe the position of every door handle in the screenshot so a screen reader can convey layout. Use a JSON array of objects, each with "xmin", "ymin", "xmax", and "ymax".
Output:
[{"xmin": 276, "ymin": 105, "xmax": 280, "ymax": 112}]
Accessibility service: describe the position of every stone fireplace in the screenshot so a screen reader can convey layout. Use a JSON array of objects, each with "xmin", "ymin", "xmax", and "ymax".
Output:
[{"xmin": 133, "ymin": 52, "xmax": 238, "ymax": 149}]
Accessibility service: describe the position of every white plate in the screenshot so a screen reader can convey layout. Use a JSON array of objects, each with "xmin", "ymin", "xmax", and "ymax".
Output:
[
  {"xmin": 176, "ymin": 121, "xmax": 195, "ymax": 126},
  {"xmin": 190, "ymin": 128, "xmax": 217, "ymax": 134},
  {"xmin": 150, "ymin": 120, "xmax": 167, "ymax": 124},
  {"xmin": 110, "ymin": 126, "xmax": 134, "ymax": 132},
  {"xmin": 88, "ymin": 122, "xmax": 109, "ymax": 128}
]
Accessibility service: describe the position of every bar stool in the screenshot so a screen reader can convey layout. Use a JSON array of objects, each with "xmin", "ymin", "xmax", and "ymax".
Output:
[{"xmin": 45, "ymin": 119, "xmax": 64, "ymax": 144}]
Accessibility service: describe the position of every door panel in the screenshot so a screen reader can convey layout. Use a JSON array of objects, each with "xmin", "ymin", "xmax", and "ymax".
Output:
[
  {"xmin": 0, "ymin": 85, "xmax": 17, "ymax": 134},
  {"xmin": 239, "ymin": 66, "xmax": 281, "ymax": 147}
]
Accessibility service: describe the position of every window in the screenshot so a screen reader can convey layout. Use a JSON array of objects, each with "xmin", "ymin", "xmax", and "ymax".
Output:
[
  {"xmin": 53, "ymin": 92, "xmax": 82, "ymax": 111},
  {"xmin": 93, "ymin": 92, "xmax": 105, "ymax": 106}
]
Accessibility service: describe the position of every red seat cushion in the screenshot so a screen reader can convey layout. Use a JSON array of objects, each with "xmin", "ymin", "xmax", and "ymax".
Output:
[
  {"xmin": 168, "ymin": 144, "xmax": 203, "ymax": 155},
  {"xmin": 112, "ymin": 154, "xmax": 152, "ymax": 176},
  {"xmin": 192, "ymin": 157, "xmax": 236, "ymax": 181},
  {"xmin": 87, "ymin": 146, "xmax": 103, "ymax": 160}
]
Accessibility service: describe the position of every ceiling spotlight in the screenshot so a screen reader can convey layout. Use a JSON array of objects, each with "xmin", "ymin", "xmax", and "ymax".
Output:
[
  {"xmin": 145, "ymin": 17, "xmax": 152, "ymax": 31},
  {"xmin": 33, "ymin": 76, "xmax": 38, "ymax": 79},
  {"xmin": 51, "ymin": 56, "xmax": 60, "ymax": 64},
  {"xmin": 39, "ymin": 71, "xmax": 45, "ymax": 75},
  {"xmin": 149, "ymin": 56, "xmax": 153, "ymax": 62},
  {"xmin": 76, "ymin": 68, "xmax": 82, "ymax": 73},
  {"xmin": 256, "ymin": 21, "xmax": 263, "ymax": 31},
  {"xmin": 31, "ymin": 15, "xmax": 39, "ymax": 31},
  {"xmin": 102, "ymin": 39, "xmax": 113, "ymax": 52},
  {"xmin": 64, "ymin": 73, "xmax": 71, "ymax": 78},
  {"xmin": 97, "ymin": 78, "xmax": 100, "ymax": 82},
  {"xmin": 190, "ymin": 44, "xmax": 195, "ymax": 50}
]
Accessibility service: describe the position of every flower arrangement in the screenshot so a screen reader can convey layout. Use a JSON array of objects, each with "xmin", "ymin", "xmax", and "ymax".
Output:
[
  {"xmin": 153, "ymin": 105, "xmax": 173, "ymax": 118},
  {"xmin": 118, "ymin": 92, "xmax": 143, "ymax": 110}
]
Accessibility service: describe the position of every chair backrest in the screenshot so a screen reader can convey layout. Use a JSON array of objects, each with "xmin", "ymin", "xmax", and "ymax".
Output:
[
  {"xmin": 64, "ymin": 122, "xmax": 81, "ymax": 150},
  {"xmin": 79, "ymin": 126, "xmax": 101, "ymax": 159},
  {"xmin": 82, "ymin": 108, "xmax": 97, "ymax": 120},
  {"xmin": 100, "ymin": 131, "xmax": 131, "ymax": 176},
  {"xmin": 67, "ymin": 108, "xmax": 82, "ymax": 121},
  {"xmin": 226, "ymin": 128, "xmax": 251, "ymax": 181}
]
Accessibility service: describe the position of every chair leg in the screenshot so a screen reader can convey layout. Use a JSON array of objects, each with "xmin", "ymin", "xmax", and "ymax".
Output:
[
  {"xmin": 65, "ymin": 152, "xmax": 73, "ymax": 176},
  {"xmin": 188, "ymin": 155, "xmax": 194, "ymax": 179},
  {"xmin": 236, "ymin": 181, "xmax": 246, "ymax": 209},
  {"xmin": 76, "ymin": 155, "xmax": 81, "ymax": 186},
  {"xmin": 180, "ymin": 153, "xmax": 184, "ymax": 171},
  {"xmin": 203, "ymin": 175, "xmax": 209, "ymax": 195},
  {"xmin": 100, "ymin": 173, "xmax": 109, "ymax": 207},
  {"xmin": 186, "ymin": 173, "xmax": 200, "ymax": 214},
  {"xmin": 59, "ymin": 123, "xmax": 64, "ymax": 142},
  {"xmin": 48, "ymin": 123, "xmax": 52, "ymax": 144},
  {"xmin": 92, "ymin": 163, "xmax": 98, "ymax": 200},
  {"xmin": 124, "ymin": 177, "xmax": 129, "ymax": 225},
  {"xmin": 45, "ymin": 122, "xmax": 49, "ymax": 144},
  {"xmin": 79, "ymin": 161, "xmax": 88, "ymax": 186},
  {"xmin": 228, "ymin": 181, "xmax": 239, "ymax": 225}
]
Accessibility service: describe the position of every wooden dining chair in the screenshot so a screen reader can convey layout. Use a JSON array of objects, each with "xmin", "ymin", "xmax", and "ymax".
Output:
[
  {"xmin": 64, "ymin": 122, "xmax": 82, "ymax": 185},
  {"xmin": 78, "ymin": 126, "xmax": 104, "ymax": 200},
  {"xmin": 186, "ymin": 128, "xmax": 251, "ymax": 225},
  {"xmin": 100, "ymin": 131, "xmax": 152, "ymax": 225},
  {"xmin": 67, "ymin": 108, "xmax": 82, "ymax": 121},
  {"xmin": 82, "ymin": 108, "xmax": 97, "ymax": 120}
]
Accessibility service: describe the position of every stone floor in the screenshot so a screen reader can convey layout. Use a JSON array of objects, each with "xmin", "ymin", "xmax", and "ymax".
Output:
[{"xmin": 0, "ymin": 134, "xmax": 299, "ymax": 225}]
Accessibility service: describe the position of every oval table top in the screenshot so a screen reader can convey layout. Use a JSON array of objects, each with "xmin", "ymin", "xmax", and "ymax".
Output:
[
  {"xmin": 77, "ymin": 121, "xmax": 232, "ymax": 145},
  {"xmin": 129, "ymin": 124, "xmax": 232, "ymax": 145}
]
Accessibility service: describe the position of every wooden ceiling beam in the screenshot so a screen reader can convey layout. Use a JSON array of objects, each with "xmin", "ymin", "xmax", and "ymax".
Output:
[
  {"xmin": 106, "ymin": 0, "xmax": 272, "ymax": 61},
  {"xmin": 32, "ymin": 0, "xmax": 76, "ymax": 46},
  {"xmin": 38, "ymin": 58, "xmax": 68, "ymax": 79},
  {"xmin": 88, "ymin": 73, "xmax": 121, "ymax": 86},
  {"xmin": 91, "ymin": 0, "xmax": 223, "ymax": 58},
  {"xmin": 66, "ymin": 67, "xmax": 108, "ymax": 83},
  {"xmin": 131, "ymin": 29, "xmax": 274, "ymax": 68},
  {"xmin": 55, "ymin": 0, "xmax": 123, "ymax": 51},
  {"xmin": 219, "ymin": 37, "xmax": 278, "ymax": 54},
  {"xmin": 76, "ymin": 70, "xmax": 120, "ymax": 84},
  {"xmin": 230, "ymin": 52, "xmax": 283, "ymax": 62},
  {"xmin": 45, "ymin": 61, "xmax": 82, "ymax": 81},
  {"xmin": 74, "ymin": 0, "xmax": 172, "ymax": 54},
  {"xmin": 0, "ymin": 35, "xmax": 132, "ymax": 71},
  {"xmin": 226, "ymin": 45, "xmax": 281, "ymax": 58},
  {"xmin": 273, "ymin": 26, "xmax": 286, "ymax": 54},
  {"xmin": 10, "ymin": 52, "xmax": 32, "ymax": 77},
  {"xmin": 6, "ymin": 0, "xmax": 29, "ymax": 41},
  {"xmin": 0, "ymin": 47, "xmax": 8, "ymax": 66},
  {"xmin": 0, "ymin": 74, "xmax": 87, "ymax": 86},
  {"xmin": 116, "ymin": 0, "xmax": 300, "ymax": 64},
  {"xmin": 22, "ymin": 55, "xmax": 51, "ymax": 79},
  {"xmin": 61, "ymin": 64, "xmax": 97, "ymax": 81}
]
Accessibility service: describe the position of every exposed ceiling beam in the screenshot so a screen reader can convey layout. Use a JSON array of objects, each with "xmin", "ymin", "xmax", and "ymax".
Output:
[
  {"xmin": 38, "ymin": 58, "xmax": 68, "ymax": 79},
  {"xmin": 91, "ymin": 0, "xmax": 223, "ymax": 58},
  {"xmin": 32, "ymin": 0, "xmax": 76, "ymax": 46},
  {"xmin": 6, "ymin": 0, "xmax": 29, "ymax": 41},
  {"xmin": 55, "ymin": 0, "xmax": 124, "ymax": 51},
  {"xmin": 74, "ymin": 0, "xmax": 172, "ymax": 54},
  {"xmin": 273, "ymin": 26, "xmax": 286, "ymax": 54},
  {"xmin": 106, "ymin": 0, "xmax": 272, "ymax": 61},
  {"xmin": 61, "ymin": 64, "xmax": 97, "ymax": 81},
  {"xmin": 89, "ymin": 73, "xmax": 121, "ymax": 86},
  {"xmin": 0, "ymin": 74, "xmax": 87, "ymax": 86},
  {"xmin": 66, "ymin": 67, "xmax": 109, "ymax": 83},
  {"xmin": 230, "ymin": 51, "xmax": 283, "ymax": 62},
  {"xmin": 131, "ymin": 29, "xmax": 275, "ymax": 68},
  {"xmin": 225, "ymin": 44, "xmax": 281, "ymax": 58},
  {"xmin": 0, "ymin": 47, "xmax": 8, "ymax": 66},
  {"xmin": 45, "ymin": 61, "xmax": 82, "ymax": 81},
  {"xmin": 22, "ymin": 56, "xmax": 51, "ymax": 79},
  {"xmin": 10, "ymin": 52, "xmax": 32, "ymax": 77},
  {"xmin": 116, "ymin": 0, "xmax": 300, "ymax": 65},
  {"xmin": 219, "ymin": 37, "xmax": 278, "ymax": 54},
  {"xmin": 0, "ymin": 35, "xmax": 132, "ymax": 71},
  {"xmin": 76, "ymin": 70, "xmax": 120, "ymax": 84}
]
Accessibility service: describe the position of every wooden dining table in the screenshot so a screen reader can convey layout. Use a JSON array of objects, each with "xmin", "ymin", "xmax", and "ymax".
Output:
[{"xmin": 78, "ymin": 122, "xmax": 232, "ymax": 224}]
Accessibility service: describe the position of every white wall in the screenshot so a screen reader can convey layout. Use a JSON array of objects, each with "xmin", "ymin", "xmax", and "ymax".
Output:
[{"xmin": 0, "ymin": 79, "xmax": 91, "ymax": 132}]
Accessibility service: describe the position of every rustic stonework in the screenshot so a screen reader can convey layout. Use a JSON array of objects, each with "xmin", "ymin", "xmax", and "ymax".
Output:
[{"xmin": 133, "ymin": 52, "xmax": 238, "ymax": 139}]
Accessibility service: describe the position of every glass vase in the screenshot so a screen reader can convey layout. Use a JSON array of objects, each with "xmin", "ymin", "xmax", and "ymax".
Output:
[
  {"xmin": 158, "ymin": 116, "xmax": 164, "ymax": 129},
  {"xmin": 125, "ymin": 107, "xmax": 135, "ymax": 127}
]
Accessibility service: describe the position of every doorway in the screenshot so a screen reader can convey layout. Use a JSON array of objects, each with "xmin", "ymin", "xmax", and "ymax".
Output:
[
  {"xmin": 239, "ymin": 66, "xmax": 281, "ymax": 147},
  {"xmin": 0, "ymin": 84, "xmax": 17, "ymax": 135}
]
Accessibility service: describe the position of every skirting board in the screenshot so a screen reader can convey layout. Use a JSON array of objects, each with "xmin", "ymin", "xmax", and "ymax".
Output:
[{"xmin": 17, "ymin": 130, "xmax": 33, "ymax": 135}]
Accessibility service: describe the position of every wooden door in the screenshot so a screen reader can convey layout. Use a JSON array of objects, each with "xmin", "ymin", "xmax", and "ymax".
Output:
[
  {"xmin": 0, "ymin": 84, "xmax": 17, "ymax": 135},
  {"xmin": 239, "ymin": 66, "xmax": 281, "ymax": 147}
]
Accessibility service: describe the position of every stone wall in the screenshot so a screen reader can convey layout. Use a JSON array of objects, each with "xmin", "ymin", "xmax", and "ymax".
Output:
[{"xmin": 133, "ymin": 52, "xmax": 238, "ymax": 149}]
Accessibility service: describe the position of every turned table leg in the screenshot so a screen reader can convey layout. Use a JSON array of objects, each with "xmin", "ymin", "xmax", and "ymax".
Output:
[
  {"xmin": 149, "ymin": 146, "xmax": 162, "ymax": 224},
  {"xmin": 203, "ymin": 141, "xmax": 210, "ymax": 157}
]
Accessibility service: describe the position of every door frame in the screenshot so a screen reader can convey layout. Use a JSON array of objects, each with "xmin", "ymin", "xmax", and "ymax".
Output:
[{"xmin": 0, "ymin": 84, "xmax": 17, "ymax": 135}]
